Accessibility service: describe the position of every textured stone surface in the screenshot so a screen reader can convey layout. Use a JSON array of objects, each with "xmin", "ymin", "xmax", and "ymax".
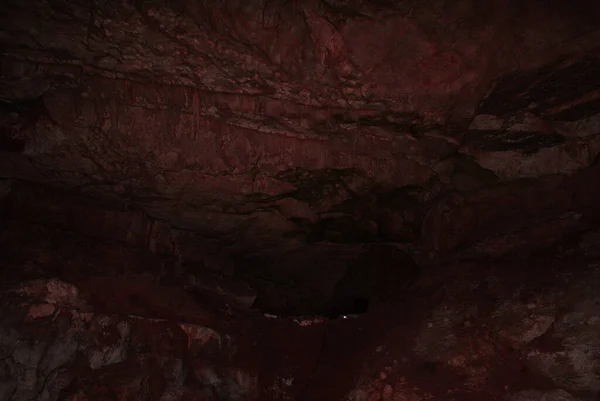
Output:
[
  {"xmin": 345, "ymin": 256, "xmax": 600, "ymax": 401},
  {"xmin": 510, "ymin": 390, "xmax": 587, "ymax": 401},
  {"xmin": 0, "ymin": 0, "xmax": 599, "ymax": 262},
  {"xmin": 1, "ymin": 1, "xmax": 600, "ymax": 400},
  {"xmin": 0, "ymin": 278, "xmax": 258, "ymax": 401},
  {"xmin": 1, "ymin": 183, "xmax": 600, "ymax": 400}
]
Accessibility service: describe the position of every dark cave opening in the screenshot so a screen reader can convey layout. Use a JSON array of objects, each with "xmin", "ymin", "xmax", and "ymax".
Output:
[{"xmin": 325, "ymin": 296, "xmax": 371, "ymax": 319}]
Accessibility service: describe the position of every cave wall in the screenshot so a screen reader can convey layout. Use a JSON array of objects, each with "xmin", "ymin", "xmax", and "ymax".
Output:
[
  {"xmin": 1, "ymin": 182, "xmax": 600, "ymax": 400},
  {"xmin": 0, "ymin": 0, "xmax": 599, "ymax": 263},
  {"xmin": 0, "ymin": 0, "xmax": 600, "ymax": 400}
]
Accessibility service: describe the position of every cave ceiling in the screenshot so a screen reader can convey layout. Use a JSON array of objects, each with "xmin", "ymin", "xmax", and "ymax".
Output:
[{"xmin": 1, "ymin": 0, "xmax": 599, "ymax": 264}]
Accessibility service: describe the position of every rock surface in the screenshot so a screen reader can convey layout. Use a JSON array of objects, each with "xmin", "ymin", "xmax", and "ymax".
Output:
[
  {"xmin": 0, "ymin": 0, "xmax": 599, "ymax": 263},
  {"xmin": 1, "ymin": 183, "xmax": 600, "ymax": 400},
  {"xmin": 1, "ymin": 1, "xmax": 600, "ymax": 400}
]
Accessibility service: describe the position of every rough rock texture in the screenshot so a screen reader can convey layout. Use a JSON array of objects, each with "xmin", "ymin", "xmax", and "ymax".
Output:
[
  {"xmin": 1, "ymin": 0, "xmax": 599, "ymax": 265},
  {"xmin": 1, "ymin": 1, "xmax": 600, "ymax": 400},
  {"xmin": 2, "ymin": 183, "xmax": 600, "ymax": 400},
  {"xmin": 0, "ymin": 277, "xmax": 259, "ymax": 401},
  {"xmin": 346, "ymin": 253, "xmax": 600, "ymax": 401}
]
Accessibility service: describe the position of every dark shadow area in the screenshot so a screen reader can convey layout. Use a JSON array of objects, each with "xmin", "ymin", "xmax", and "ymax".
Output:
[
  {"xmin": 326, "ymin": 296, "xmax": 370, "ymax": 319},
  {"xmin": 0, "ymin": 134, "xmax": 26, "ymax": 152}
]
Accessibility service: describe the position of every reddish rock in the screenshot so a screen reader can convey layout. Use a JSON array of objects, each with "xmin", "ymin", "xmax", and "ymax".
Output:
[{"xmin": 1, "ymin": 1, "xmax": 600, "ymax": 400}]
